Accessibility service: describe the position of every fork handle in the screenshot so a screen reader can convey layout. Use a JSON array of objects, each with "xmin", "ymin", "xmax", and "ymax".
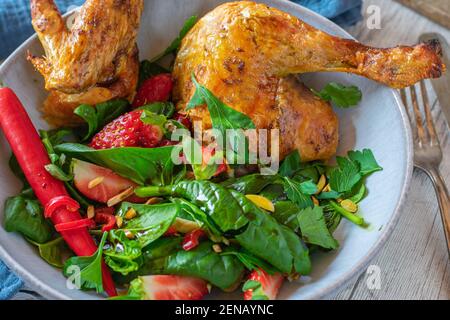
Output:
[{"xmin": 427, "ymin": 168, "xmax": 450, "ymax": 255}]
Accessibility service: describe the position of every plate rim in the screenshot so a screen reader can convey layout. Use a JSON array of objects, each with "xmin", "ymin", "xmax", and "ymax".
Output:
[{"xmin": 0, "ymin": 0, "xmax": 414, "ymax": 300}]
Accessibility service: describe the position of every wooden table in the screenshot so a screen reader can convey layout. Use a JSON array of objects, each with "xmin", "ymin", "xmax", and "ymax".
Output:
[{"xmin": 11, "ymin": 0, "xmax": 450, "ymax": 300}]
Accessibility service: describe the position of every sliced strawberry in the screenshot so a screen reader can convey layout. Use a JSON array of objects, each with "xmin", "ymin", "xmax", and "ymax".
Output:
[
  {"xmin": 72, "ymin": 159, "xmax": 138, "ymax": 203},
  {"xmin": 173, "ymin": 112, "xmax": 192, "ymax": 131},
  {"xmin": 243, "ymin": 269, "xmax": 283, "ymax": 300},
  {"xmin": 89, "ymin": 110, "xmax": 163, "ymax": 149},
  {"xmin": 132, "ymin": 74, "xmax": 173, "ymax": 108},
  {"xmin": 139, "ymin": 275, "xmax": 208, "ymax": 300},
  {"xmin": 202, "ymin": 146, "xmax": 228, "ymax": 176}
]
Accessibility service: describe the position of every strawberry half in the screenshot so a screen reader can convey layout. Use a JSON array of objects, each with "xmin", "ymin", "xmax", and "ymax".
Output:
[
  {"xmin": 132, "ymin": 73, "xmax": 174, "ymax": 108},
  {"xmin": 138, "ymin": 275, "xmax": 209, "ymax": 300},
  {"xmin": 89, "ymin": 110, "xmax": 163, "ymax": 149},
  {"xmin": 72, "ymin": 159, "xmax": 138, "ymax": 203},
  {"xmin": 243, "ymin": 269, "xmax": 284, "ymax": 300}
]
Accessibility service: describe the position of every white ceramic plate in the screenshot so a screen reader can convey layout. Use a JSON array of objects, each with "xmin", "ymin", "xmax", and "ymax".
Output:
[{"xmin": 0, "ymin": 0, "xmax": 413, "ymax": 300}]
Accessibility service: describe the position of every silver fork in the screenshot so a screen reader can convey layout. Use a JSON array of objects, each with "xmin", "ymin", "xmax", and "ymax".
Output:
[{"xmin": 401, "ymin": 81, "xmax": 450, "ymax": 254}]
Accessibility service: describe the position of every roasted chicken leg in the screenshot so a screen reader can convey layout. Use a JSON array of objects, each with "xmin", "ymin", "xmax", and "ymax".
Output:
[
  {"xmin": 28, "ymin": 0, "xmax": 143, "ymax": 126},
  {"xmin": 173, "ymin": 1, "xmax": 445, "ymax": 161}
]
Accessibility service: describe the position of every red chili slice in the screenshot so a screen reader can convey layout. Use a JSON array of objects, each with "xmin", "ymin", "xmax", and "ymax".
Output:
[
  {"xmin": 44, "ymin": 196, "xmax": 80, "ymax": 219},
  {"xmin": 182, "ymin": 229, "xmax": 206, "ymax": 251},
  {"xmin": 55, "ymin": 218, "xmax": 96, "ymax": 232},
  {"xmin": 95, "ymin": 211, "xmax": 117, "ymax": 232}
]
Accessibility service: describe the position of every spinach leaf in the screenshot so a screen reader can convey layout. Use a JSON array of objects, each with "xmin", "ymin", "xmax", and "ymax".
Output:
[
  {"xmin": 279, "ymin": 150, "xmax": 302, "ymax": 177},
  {"xmin": 138, "ymin": 102, "xmax": 175, "ymax": 118},
  {"xmin": 54, "ymin": 143, "xmax": 175, "ymax": 185},
  {"xmin": 63, "ymin": 232, "xmax": 108, "ymax": 293},
  {"xmin": 329, "ymin": 156, "xmax": 361, "ymax": 193},
  {"xmin": 348, "ymin": 183, "xmax": 366, "ymax": 203},
  {"xmin": 235, "ymin": 202, "xmax": 311, "ymax": 275},
  {"xmin": 104, "ymin": 230, "xmax": 143, "ymax": 275},
  {"xmin": 181, "ymin": 134, "xmax": 220, "ymax": 181},
  {"xmin": 136, "ymin": 180, "xmax": 248, "ymax": 232},
  {"xmin": 348, "ymin": 149, "xmax": 382, "ymax": 176},
  {"xmin": 283, "ymin": 177, "xmax": 314, "ymax": 209},
  {"xmin": 272, "ymin": 201, "xmax": 302, "ymax": 232},
  {"xmin": 27, "ymin": 237, "xmax": 71, "ymax": 268},
  {"xmin": 74, "ymin": 100, "xmax": 129, "ymax": 141},
  {"xmin": 312, "ymin": 82, "xmax": 362, "ymax": 108},
  {"xmin": 323, "ymin": 208, "xmax": 342, "ymax": 233},
  {"xmin": 222, "ymin": 174, "xmax": 280, "ymax": 194},
  {"xmin": 150, "ymin": 16, "xmax": 198, "ymax": 62},
  {"xmin": 138, "ymin": 60, "xmax": 170, "ymax": 85},
  {"xmin": 187, "ymin": 74, "xmax": 255, "ymax": 133},
  {"xmin": 297, "ymin": 206, "xmax": 338, "ymax": 250},
  {"xmin": 116, "ymin": 202, "xmax": 179, "ymax": 248},
  {"xmin": 317, "ymin": 190, "xmax": 341, "ymax": 200},
  {"xmin": 222, "ymin": 248, "xmax": 280, "ymax": 275},
  {"xmin": 4, "ymin": 195, "xmax": 52, "ymax": 244}
]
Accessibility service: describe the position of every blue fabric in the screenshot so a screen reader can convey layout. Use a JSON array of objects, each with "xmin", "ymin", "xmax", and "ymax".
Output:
[
  {"xmin": 0, "ymin": 0, "xmax": 362, "ymax": 299},
  {"xmin": 0, "ymin": 260, "xmax": 24, "ymax": 300}
]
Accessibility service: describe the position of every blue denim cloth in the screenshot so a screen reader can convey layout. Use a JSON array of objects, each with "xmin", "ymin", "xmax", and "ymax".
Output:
[{"xmin": 0, "ymin": 0, "xmax": 362, "ymax": 299}]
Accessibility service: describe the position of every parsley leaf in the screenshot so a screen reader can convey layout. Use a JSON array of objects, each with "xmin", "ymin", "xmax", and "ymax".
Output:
[
  {"xmin": 313, "ymin": 82, "xmax": 362, "ymax": 108},
  {"xmin": 63, "ymin": 232, "xmax": 108, "ymax": 293},
  {"xmin": 297, "ymin": 206, "xmax": 339, "ymax": 249},
  {"xmin": 329, "ymin": 156, "xmax": 361, "ymax": 193},
  {"xmin": 348, "ymin": 149, "xmax": 382, "ymax": 175},
  {"xmin": 279, "ymin": 150, "xmax": 301, "ymax": 177},
  {"xmin": 283, "ymin": 177, "xmax": 314, "ymax": 209}
]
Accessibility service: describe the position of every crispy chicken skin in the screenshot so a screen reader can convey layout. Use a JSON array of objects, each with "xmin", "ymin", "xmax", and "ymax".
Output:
[
  {"xmin": 173, "ymin": 1, "xmax": 445, "ymax": 161},
  {"xmin": 28, "ymin": 0, "xmax": 143, "ymax": 126}
]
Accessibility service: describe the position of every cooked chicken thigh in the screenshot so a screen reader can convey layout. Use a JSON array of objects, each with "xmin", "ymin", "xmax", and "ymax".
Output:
[
  {"xmin": 173, "ymin": 1, "xmax": 445, "ymax": 161},
  {"xmin": 28, "ymin": 0, "xmax": 143, "ymax": 126}
]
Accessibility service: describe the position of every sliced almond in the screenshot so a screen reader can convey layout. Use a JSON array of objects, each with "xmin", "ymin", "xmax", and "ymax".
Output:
[
  {"xmin": 124, "ymin": 208, "xmax": 137, "ymax": 220},
  {"xmin": 311, "ymin": 196, "xmax": 319, "ymax": 206},
  {"xmin": 116, "ymin": 216, "xmax": 124, "ymax": 228},
  {"xmin": 172, "ymin": 218, "xmax": 201, "ymax": 234},
  {"xmin": 88, "ymin": 176, "xmax": 104, "ymax": 189},
  {"xmin": 245, "ymin": 194, "xmax": 275, "ymax": 212},
  {"xmin": 124, "ymin": 230, "xmax": 135, "ymax": 239},
  {"xmin": 323, "ymin": 183, "xmax": 331, "ymax": 193},
  {"xmin": 107, "ymin": 187, "xmax": 134, "ymax": 207},
  {"xmin": 212, "ymin": 244, "xmax": 222, "ymax": 253},
  {"xmin": 340, "ymin": 199, "xmax": 358, "ymax": 213},
  {"xmin": 87, "ymin": 205, "xmax": 95, "ymax": 219},
  {"xmin": 316, "ymin": 174, "xmax": 326, "ymax": 194}
]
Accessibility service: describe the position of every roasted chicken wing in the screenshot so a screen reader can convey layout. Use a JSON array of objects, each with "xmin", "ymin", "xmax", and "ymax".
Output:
[
  {"xmin": 173, "ymin": 1, "xmax": 445, "ymax": 161},
  {"xmin": 28, "ymin": 0, "xmax": 143, "ymax": 126}
]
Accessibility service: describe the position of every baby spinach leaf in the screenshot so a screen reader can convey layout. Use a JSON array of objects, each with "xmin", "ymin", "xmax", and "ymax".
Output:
[
  {"xmin": 44, "ymin": 164, "xmax": 73, "ymax": 182},
  {"xmin": 221, "ymin": 248, "xmax": 280, "ymax": 275},
  {"xmin": 4, "ymin": 195, "xmax": 52, "ymax": 244},
  {"xmin": 297, "ymin": 206, "xmax": 338, "ymax": 250},
  {"xmin": 329, "ymin": 156, "xmax": 361, "ymax": 193},
  {"xmin": 63, "ymin": 232, "xmax": 108, "ymax": 293},
  {"xmin": 136, "ymin": 180, "xmax": 248, "ymax": 232},
  {"xmin": 348, "ymin": 149, "xmax": 382, "ymax": 176},
  {"xmin": 150, "ymin": 16, "xmax": 198, "ymax": 62},
  {"xmin": 120, "ymin": 237, "xmax": 245, "ymax": 291},
  {"xmin": 54, "ymin": 143, "xmax": 175, "ymax": 185},
  {"xmin": 116, "ymin": 202, "xmax": 179, "ymax": 248},
  {"xmin": 279, "ymin": 150, "xmax": 302, "ymax": 177},
  {"xmin": 187, "ymin": 75, "xmax": 255, "ymax": 132},
  {"xmin": 27, "ymin": 237, "xmax": 71, "ymax": 268},
  {"xmin": 312, "ymin": 82, "xmax": 362, "ymax": 108},
  {"xmin": 74, "ymin": 100, "xmax": 129, "ymax": 141},
  {"xmin": 222, "ymin": 174, "xmax": 280, "ymax": 194},
  {"xmin": 272, "ymin": 201, "xmax": 302, "ymax": 232},
  {"xmin": 104, "ymin": 230, "xmax": 143, "ymax": 275}
]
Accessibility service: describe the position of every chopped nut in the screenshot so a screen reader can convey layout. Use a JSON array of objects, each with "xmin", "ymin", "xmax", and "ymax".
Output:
[
  {"xmin": 145, "ymin": 197, "xmax": 163, "ymax": 205},
  {"xmin": 337, "ymin": 198, "xmax": 343, "ymax": 203},
  {"xmin": 212, "ymin": 244, "xmax": 222, "ymax": 253},
  {"xmin": 88, "ymin": 176, "xmax": 104, "ymax": 189},
  {"xmin": 107, "ymin": 187, "xmax": 134, "ymax": 207},
  {"xmin": 311, "ymin": 196, "xmax": 319, "ymax": 206},
  {"xmin": 124, "ymin": 230, "xmax": 135, "ymax": 239},
  {"xmin": 124, "ymin": 208, "xmax": 137, "ymax": 220},
  {"xmin": 323, "ymin": 183, "xmax": 331, "ymax": 192},
  {"xmin": 222, "ymin": 237, "xmax": 230, "ymax": 246},
  {"xmin": 245, "ymin": 194, "xmax": 275, "ymax": 212},
  {"xmin": 87, "ymin": 205, "xmax": 95, "ymax": 219},
  {"xmin": 116, "ymin": 216, "xmax": 124, "ymax": 228},
  {"xmin": 206, "ymin": 283, "xmax": 212, "ymax": 293},
  {"xmin": 340, "ymin": 199, "xmax": 358, "ymax": 213},
  {"xmin": 316, "ymin": 174, "xmax": 326, "ymax": 194}
]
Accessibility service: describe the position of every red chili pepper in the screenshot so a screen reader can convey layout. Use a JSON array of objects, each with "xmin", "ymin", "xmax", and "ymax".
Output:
[
  {"xmin": 132, "ymin": 73, "xmax": 173, "ymax": 108},
  {"xmin": 94, "ymin": 210, "xmax": 117, "ymax": 233},
  {"xmin": 164, "ymin": 226, "xmax": 178, "ymax": 237},
  {"xmin": 182, "ymin": 229, "xmax": 206, "ymax": 251},
  {"xmin": 0, "ymin": 88, "xmax": 117, "ymax": 296}
]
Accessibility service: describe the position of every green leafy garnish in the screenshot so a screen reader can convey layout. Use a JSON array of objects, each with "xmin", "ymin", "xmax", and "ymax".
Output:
[
  {"xmin": 104, "ymin": 231, "xmax": 142, "ymax": 275},
  {"xmin": 138, "ymin": 61, "xmax": 170, "ymax": 85},
  {"xmin": 74, "ymin": 100, "xmax": 129, "ymax": 141},
  {"xmin": 297, "ymin": 206, "xmax": 339, "ymax": 249},
  {"xmin": 150, "ymin": 16, "xmax": 198, "ymax": 62},
  {"xmin": 329, "ymin": 156, "xmax": 361, "ymax": 193},
  {"xmin": 44, "ymin": 164, "xmax": 73, "ymax": 182},
  {"xmin": 279, "ymin": 150, "xmax": 302, "ymax": 177},
  {"xmin": 348, "ymin": 149, "xmax": 382, "ymax": 176},
  {"xmin": 138, "ymin": 102, "xmax": 175, "ymax": 118},
  {"xmin": 27, "ymin": 237, "xmax": 70, "ymax": 268},
  {"xmin": 313, "ymin": 82, "xmax": 362, "ymax": 108},
  {"xmin": 282, "ymin": 177, "xmax": 314, "ymax": 209},
  {"xmin": 63, "ymin": 232, "xmax": 108, "ymax": 293}
]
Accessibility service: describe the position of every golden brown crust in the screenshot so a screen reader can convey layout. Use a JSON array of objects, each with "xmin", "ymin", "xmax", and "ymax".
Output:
[{"xmin": 173, "ymin": 1, "xmax": 445, "ymax": 161}]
